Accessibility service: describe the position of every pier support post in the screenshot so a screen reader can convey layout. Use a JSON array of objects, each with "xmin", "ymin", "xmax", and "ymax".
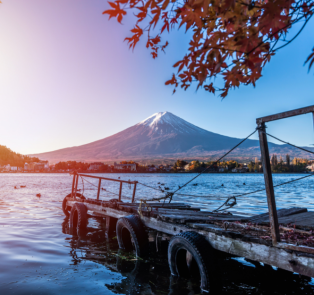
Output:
[
  {"xmin": 105, "ymin": 216, "xmax": 117, "ymax": 237},
  {"xmin": 132, "ymin": 182, "xmax": 137, "ymax": 203},
  {"xmin": 74, "ymin": 174, "xmax": 79, "ymax": 200},
  {"xmin": 258, "ymin": 122, "xmax": 280, "ymax": 245},
  {"xmin": 312, "ymin": 112, "xmax": 314, "ymax": 137},
  {"xmin": 119, "ymin": 182, "xmax": 123, "ymax": 202},
  {"xmin": 97, "ymin": 179, "xmax": 101, "ymax": 200},
  {"xmin": 71, "ymin": 174, "xmax": 76, "ymax": 198}
]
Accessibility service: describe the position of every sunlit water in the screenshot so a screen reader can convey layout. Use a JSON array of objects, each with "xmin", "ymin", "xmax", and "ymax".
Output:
[{"xmin": 1, "ymin": 173, "xmax": 314, "ymax": 294}]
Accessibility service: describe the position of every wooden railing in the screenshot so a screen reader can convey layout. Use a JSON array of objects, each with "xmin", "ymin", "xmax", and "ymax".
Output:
[
  {"xmin": 71, "ymin": 172, "xmax": 138, "ymax": 202},
  {"xmin": 256, "ymin": 105, "xmax": 314, "ymax": 246}
]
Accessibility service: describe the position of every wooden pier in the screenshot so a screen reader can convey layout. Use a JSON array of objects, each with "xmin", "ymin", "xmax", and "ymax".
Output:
[{"xmin": 62, "ymin": 105, "xmax": 314, "ymax": 292}]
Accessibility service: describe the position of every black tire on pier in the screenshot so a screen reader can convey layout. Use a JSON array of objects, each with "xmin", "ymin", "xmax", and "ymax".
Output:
[
  {"xmin": 168, "ymin": 231, "xmax": 221, "ymax": 293},
  {"xmin": 62, "ymin": 193, "xmax": 86, "ymax": 217},
  {"xmin": 116, "ymin": 215, "xmax": 149, "ymax": 257},
  {"xmin": 70, "ymin": 203, "xmax": 88, "ymax": 231}
]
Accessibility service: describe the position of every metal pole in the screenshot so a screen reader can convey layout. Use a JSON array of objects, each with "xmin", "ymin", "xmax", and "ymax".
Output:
[
  {"xmin": 258, "ymin": 122, "xmax": 280, "ymax": 244},
  {"xmin": 97, "ymin": 179, "xmax": 101, "ymax": 200},
  {"xmin": 312, "ymin": 112, "xmax": 314, "ymax": 139},
  {"xmin": 74, "ymin": 174, "xmax": 79, "ymax": 200},
  {"xmin": 132, "ymin": 182, "xmax": 137, "ymax": 203},
  {"xmin": 71, "ymin": 174, "xmax": 76, "ymax": 198},
  {"xmin": 119, "ymin": 182, "xmax": 123, "ymax": 201}
]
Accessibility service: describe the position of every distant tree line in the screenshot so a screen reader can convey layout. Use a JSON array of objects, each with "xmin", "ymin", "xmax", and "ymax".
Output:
[
  {"xmin": 0, "ymin": 145, "xmax": 39, "ymax": 167},
  {"xmin": 270, "ymin": 154, "xmax": 310, "ymax": 173}
]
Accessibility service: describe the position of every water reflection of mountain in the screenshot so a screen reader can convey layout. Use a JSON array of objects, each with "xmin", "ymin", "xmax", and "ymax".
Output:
[{"xmin": 62, "ymin": 217, "xmax": 314, "ymax": 295}]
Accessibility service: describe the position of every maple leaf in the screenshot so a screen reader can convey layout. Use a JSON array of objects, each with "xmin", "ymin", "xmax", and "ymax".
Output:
[
  {"xmin": 103, "ymin": 2, "xmax": 127, "ymax": 23},
  {"xmin": 305, "ymin": 48, "xmax": 314, "ymax": 72},
  {"xmin": 103, "ymin": 0, "xmax": 314, "ymax": 97},
  {"xmin": 204, "ymin": 83, "xmax": 215, "ymax": 94},
  {"xmin": 165, "ymin": 74, "xmax": 178, "ymax": 87},
  {"xmin": 124, "ymin": 25, "xmax": 143, "ymax": 49}
]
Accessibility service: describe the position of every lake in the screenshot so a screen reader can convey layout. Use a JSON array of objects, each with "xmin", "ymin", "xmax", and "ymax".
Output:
[{"xmin": 1, "ymin": 173, "xmax": 314, "ymax": 294}]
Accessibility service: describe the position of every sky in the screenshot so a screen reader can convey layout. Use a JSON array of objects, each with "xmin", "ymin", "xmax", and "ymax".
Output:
[{"xmin": 0, "ymin": 0, "xmax": 314, "ymax": 155}]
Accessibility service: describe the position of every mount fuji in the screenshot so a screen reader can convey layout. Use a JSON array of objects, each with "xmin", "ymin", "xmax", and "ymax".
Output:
[{"xmin": 30, "ymin": 112, "xmax": 307, "ymax": 163}]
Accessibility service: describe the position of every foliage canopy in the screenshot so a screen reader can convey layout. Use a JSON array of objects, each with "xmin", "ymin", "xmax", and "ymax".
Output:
[
  {"xmin": 103, "ymin": 0, "xmax": 314, "ymax": 97},
  {"xmin": 0, "ymin": 145, "xmax": 39, "ymax": 167}
]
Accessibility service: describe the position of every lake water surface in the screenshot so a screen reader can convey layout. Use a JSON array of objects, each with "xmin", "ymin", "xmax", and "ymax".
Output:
[{"xmin": 1, "ymin": 173, "xmax": 314, "ymax": 294}]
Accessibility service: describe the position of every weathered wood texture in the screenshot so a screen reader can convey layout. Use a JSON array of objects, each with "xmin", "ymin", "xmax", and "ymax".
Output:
[
  {"xmin": 258, "ymin": 123, "xmax": 280, "ymax": 244},
  {"xmin": 276, "ymin": 212, "xmax": 314, "ymax": 230},
  {"xmin": 132, "ymin": 182, "xmax": 137, "ymax": 203},
  {"xmin": 256, "ymin": 105, "xmax": 314, "ymax": 124},
  {"xmin": 71, "ymin": 174, "xmax": 76, "ymax": 198},
  {"xmin": 247, "ymin": 207, "xmax": 307, "ymax": 223},
  {"xmin": 67, "ymin": 198, "xmax": 314, "ymax": 277},
  {"xmin": 206, "ymin": 232, "xmax": 314, "ymax": 277},
  {"xmin": 105, "ymin": 216, "xmax": 117, "ymax": 237},
  {"xmin": 97, "ymin": 179, "xmax": 101, "ymax": 201}
]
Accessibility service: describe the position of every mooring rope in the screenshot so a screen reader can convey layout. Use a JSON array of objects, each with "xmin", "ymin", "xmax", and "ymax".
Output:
[
  {"xmin": 75, "ymin": 129, "xmax": 314, "ymax": 214},
  {"xmin": 264, "ymin": 132, "xmax": 314, "ymax": 155},
  {"xmin": 137, "ymin": 129, "xmax": 259, "ymax": 214},
  {"xmin": 234, "ymin": 173, "xmax": 314, "ymax": 198},
  {"xmin": 137, "ymin": 128, "xmax": 314, "ymax": 213}
]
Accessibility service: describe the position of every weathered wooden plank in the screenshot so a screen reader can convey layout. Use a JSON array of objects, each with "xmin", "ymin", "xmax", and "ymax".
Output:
[
  {"xmin": 276, "ymin": 212, "xmax": 314, "ymax": 229},
  {"xmin": 140, "ymin": 216, "xmax": 314, "ymax": 277},
  {"xmin": 206, "ymin": 231, "xmax": 314, "ymax": 277},
  {"xmin": 256, "ymin": 105, "xmax": 314, "ymax": 124},
  {"xmin": 258, "ymin": 122, "xmax": 280, "ymax": 244},
  {"xmin": 247, "ymin": 207, "xmax": 307, "ymax": 223},
  {"xmin": 118, "ymin": 202, "xmax": 191, "ymax": 207},
  {"xmin": 276, "ymin": 242, "xmax": 314, "ymax": 255},
  {"xmin": 118, "ymin": 205, "xmax": 196, "ymax": 211},
  {"xmin": 157, "ymin": 213, "xmax": 246, "ymax": 224}
]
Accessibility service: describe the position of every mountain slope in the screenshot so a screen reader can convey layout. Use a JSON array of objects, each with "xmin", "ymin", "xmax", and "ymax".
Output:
[{"xmin": 29, "ymin": 112, "xmax": 312, "ymax": 163}]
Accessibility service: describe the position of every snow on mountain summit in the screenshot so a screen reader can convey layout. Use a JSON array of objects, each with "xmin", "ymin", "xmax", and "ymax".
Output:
[
  {"xmin": 137, "ymin": 111, "xmax": 207, "ymax": 134},
  {"xmin": 139, "ymin": 112, "xmax": 181, "ymax": 126}
]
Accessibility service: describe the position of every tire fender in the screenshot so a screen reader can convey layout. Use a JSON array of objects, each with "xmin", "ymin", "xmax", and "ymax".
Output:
[
  {"xmin": 168, "ymin": 231, "xmax": 221, "ymax": 293},
  {"xmin": 70, "ymin": 203, "xmax": 88, "ymax": 230},
  {"xmin": 62, "ymin": 193, "xmax": 86, "ymax": 217},
  {"xmin": 116, "ymin": 215, "xmax": 149, "ymax": 257}
]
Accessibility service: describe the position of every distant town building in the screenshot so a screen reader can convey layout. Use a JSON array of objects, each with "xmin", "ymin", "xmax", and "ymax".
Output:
[
  {"xmin": 114, "ymin": 162, "xmax": 137, "ymax": 171},
  {"xmin": 10, "ymin": 166, "xmax": 17, "ymax": 171},
  {"xmin": 88, "ymin": 162, "xmax": 103, "ymax": 170},
  {"xmin": 306, "ymin": 164, "xmax": 314, "ymax": 172},
  {"xmin": 34, "ymin": 163, "xmax": 45, "ymax": 171}
]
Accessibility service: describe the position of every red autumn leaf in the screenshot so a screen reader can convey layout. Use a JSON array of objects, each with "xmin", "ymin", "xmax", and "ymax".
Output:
[
  {"xmin": 103, "ymin": 0, "xmax": 314, "ymax": 98},
  {"xmin": 103, "ymin": 2, "xmax": 127, "ymax": 23},
  {"xmin": 305, "ymin": 48, "xmax": 314, "ymax": 72}
]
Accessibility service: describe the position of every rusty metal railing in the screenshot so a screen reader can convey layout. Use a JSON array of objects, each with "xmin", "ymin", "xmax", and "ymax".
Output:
[{"xmin": 71, "ymin": 172, "xmax": 138, "ymax": 203}]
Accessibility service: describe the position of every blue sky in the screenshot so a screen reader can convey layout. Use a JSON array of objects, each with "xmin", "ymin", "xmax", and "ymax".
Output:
[{"xmin": 0, "ymin": 0, "xmax": 313, "ymax": 155}]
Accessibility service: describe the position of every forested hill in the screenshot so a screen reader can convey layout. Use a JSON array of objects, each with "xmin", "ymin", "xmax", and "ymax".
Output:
[{"xmin": 0, "ymin": 145, "xmax": 39, "ymax": 167}]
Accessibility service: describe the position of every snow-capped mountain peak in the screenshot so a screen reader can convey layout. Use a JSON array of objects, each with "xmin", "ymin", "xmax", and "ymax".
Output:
[
  {"xmin": 137, "ymin": 112, "xmax": 207, "ymax": 134},
  {"xmin": 139, "ymin": 112, "xmax": 180, "ymax": 126}
]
